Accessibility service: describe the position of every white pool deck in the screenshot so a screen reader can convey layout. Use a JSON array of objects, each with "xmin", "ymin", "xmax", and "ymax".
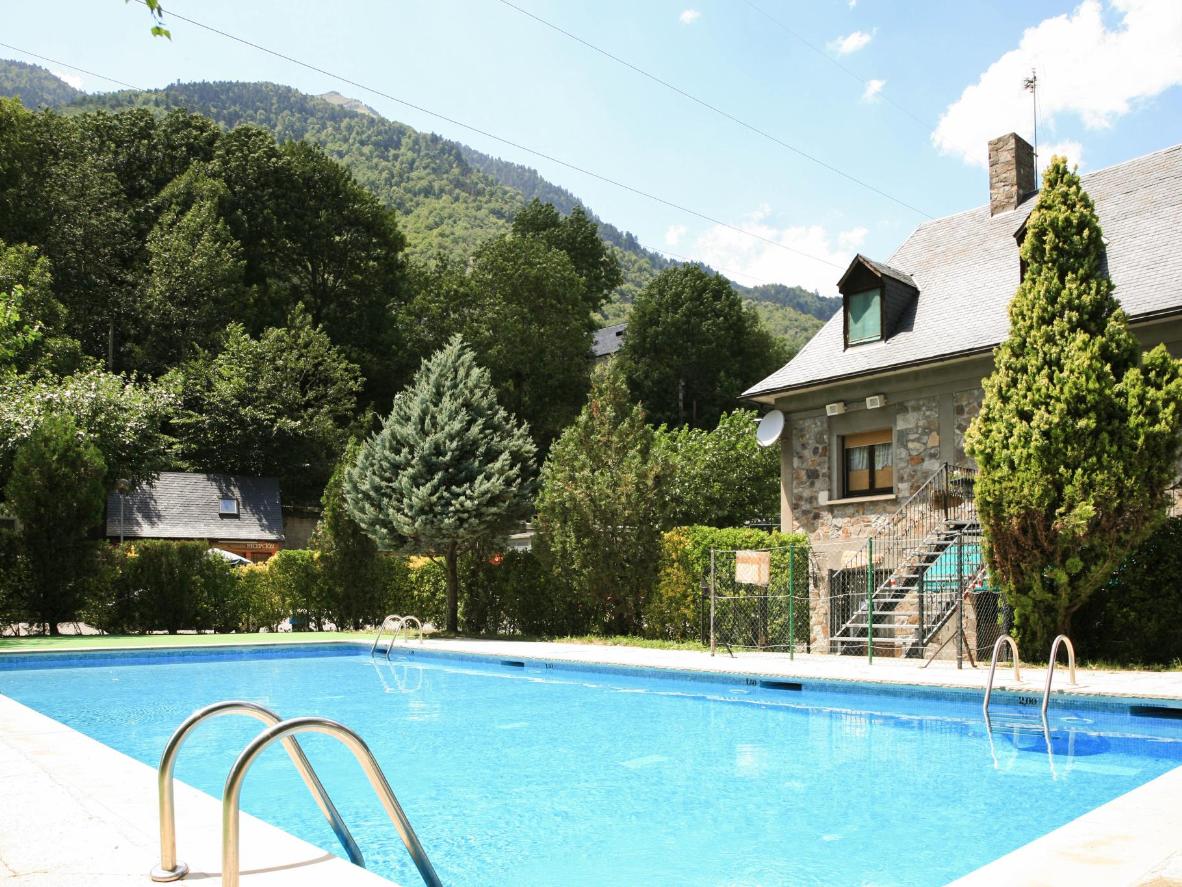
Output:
[{"xmin": 0, "ymin": 637, "xmax": 1180, "ymax": 886}]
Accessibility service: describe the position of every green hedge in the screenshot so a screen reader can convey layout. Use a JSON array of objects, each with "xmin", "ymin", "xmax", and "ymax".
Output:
[
  {"xmin": 1072, "ymin": 517, "xmax": 1182, "ymax": 665},
  {"xmin": 644, "ymin": 526, "xmax": 809, "ymax": 642}
]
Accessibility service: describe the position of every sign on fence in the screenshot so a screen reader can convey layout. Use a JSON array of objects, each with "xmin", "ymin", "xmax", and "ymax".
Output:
[{"xmin": 734, "ymin": 550, "xmax": 771, "ymax": 586}]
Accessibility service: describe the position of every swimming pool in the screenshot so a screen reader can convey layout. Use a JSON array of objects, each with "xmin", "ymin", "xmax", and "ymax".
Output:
[{"xmin": 1, "ymin": 644, "xmax": 1179, "ymax": 886}]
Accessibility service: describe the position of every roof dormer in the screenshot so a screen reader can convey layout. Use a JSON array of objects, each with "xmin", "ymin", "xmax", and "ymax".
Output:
[{"xmin": 837, "ymin": 254, "xmax": 918, "ymax": 349}]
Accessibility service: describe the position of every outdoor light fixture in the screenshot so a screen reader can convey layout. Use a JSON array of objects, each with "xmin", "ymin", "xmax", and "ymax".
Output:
[
  {"xmin": 825, "ymin": 401, "xmax": 846, "ymax": 416},
  {"xmin": 865, "ymin": 394, "xmax": 887, "ymax": 410}
]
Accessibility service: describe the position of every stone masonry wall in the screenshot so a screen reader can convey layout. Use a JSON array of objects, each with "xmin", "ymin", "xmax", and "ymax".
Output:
[
  {"xmin": 791, "ymin": 388, "xmax": 985, "ymax": 652},
  {"xmin": 954, "ymin": 388, "xmax": 984, "ymax": 466}
]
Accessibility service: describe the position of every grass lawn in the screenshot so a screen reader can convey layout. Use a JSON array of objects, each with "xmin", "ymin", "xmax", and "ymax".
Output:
[
  {"xmin": 0, "ymin": 630, "xmax": 710, "ymax": 655},
  {"xmin": 0, "ymin": 631, "xmax": 373, "ymax": 652}
]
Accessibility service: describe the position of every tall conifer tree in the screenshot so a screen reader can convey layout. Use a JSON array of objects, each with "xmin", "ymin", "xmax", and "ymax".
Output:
[
  {"xmin": 345, "ymin": 336, "xmax": 536, "ymax": 632},
  {"xmin": 966, "ymin": 157, "xmax": 1182, "ymax": 653}
]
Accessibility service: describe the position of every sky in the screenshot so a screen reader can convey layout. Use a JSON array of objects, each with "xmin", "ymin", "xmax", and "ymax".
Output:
[{"xmin": 4, "ymin": 0, "xmax": 1182, "ymax": 296}]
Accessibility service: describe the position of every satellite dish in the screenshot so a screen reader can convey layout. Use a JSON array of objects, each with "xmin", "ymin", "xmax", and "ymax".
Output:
[{"xmin": 756, "ymin": 410, "xmax": 785, "ymax": 448}]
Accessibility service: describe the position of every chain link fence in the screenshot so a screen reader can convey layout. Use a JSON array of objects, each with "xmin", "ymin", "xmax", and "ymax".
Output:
[{"xmin": 709, "ymin": 545, "xmax": 809, "ymax": 656}]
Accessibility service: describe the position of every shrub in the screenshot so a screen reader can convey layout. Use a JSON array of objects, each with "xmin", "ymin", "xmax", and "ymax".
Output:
[
  {"xmin": 236, "ymin": 562, "xmax": 287, "ymax": 632},
  {"xmin": 461, "ymin": 547, "xmax": 571, "ymax": 637},
  {"xmin": 111, "ymin": 540, "xmax": 230, "ymax": 634},
  {"xmin": 0, "ymin": 528, "xmax": 30, "ymax": 627},
  {"xmin": 1071, "ymin": 517, "xmax": 1182, "ymax": 665},
  {"xmin": 314, "ymin": 442, "xmax": 393, "ymax": 630},
  {"xmin": 265, "ymin": 549, "xmax": 326, "ymax": 630},
  {"xmin": 644, "ymin": 526, "xmax": 809, "ymax": 642}
]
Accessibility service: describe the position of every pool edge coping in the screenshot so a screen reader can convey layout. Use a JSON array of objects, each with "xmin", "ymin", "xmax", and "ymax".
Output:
[{"xmin": 0, "ymin": 693, "xmax": 400, "ymax": 887}]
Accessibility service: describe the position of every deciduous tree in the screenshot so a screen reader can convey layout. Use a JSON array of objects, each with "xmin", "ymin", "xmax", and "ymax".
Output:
[
  {"xmin": 655, "ymin": 409, "xmax": 779, "ymax": 528},
  {"xmin": 621, "ymin": 265, "xmax": 788, "ymax": 429},
  {"xmin": 170, "ymin": 307, "xmax": 362, "ymax": 504}
]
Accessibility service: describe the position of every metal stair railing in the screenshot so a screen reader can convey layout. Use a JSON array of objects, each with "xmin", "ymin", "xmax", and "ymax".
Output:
[
  {"xmin": 1040, "ymin": 634, "xmax": 1077, "ymax": 717},
  {"xmin": 982, "ymin": 635, "xmax": 1021, "ymax": 720},
  {"xmin": 386, "ymin": 616, "xmax": 424, "ymax": 658},
  {"xmin": 370, "ymin": 614, "xmax": 404, "ymax": 655},
  {"xmin": 223, "ymin": 716, "xmax": 442, "ymax": 887},
  {"xmin": 829, "ymin": 463, "xmax": 978, "ymax": 655},
  {"xmin": 150, "ymin": 701, "xmax": 363, "ymax": 883}
]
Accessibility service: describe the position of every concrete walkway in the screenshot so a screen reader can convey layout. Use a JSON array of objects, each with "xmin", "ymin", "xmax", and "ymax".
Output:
[{"xmin": 416, "ymin": 638, "xmax": 1182, "ymax": 703}]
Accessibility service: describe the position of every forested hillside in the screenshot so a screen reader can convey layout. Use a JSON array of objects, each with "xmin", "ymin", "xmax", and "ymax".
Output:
[{"xmin": 0, "ymin": 60, "xmax": 836, "ymax": 338}]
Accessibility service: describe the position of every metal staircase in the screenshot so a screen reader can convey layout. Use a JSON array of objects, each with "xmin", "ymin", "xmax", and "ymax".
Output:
[{"xmin": 830, "ymin": 463, "xmax": 983, "ymax": 658}]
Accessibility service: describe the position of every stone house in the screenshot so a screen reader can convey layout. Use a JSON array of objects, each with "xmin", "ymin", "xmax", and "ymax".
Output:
[
  {"xmin": 741, "ymin": 133, "xmax": 1182, "ymax": 655},
  {"xmin": 745, "ymin": 133, "xmax": 1182, "ymax": 543},
  {"xmin": 105, "ymin": 472, "xmax": 285, "ymax": 563}
]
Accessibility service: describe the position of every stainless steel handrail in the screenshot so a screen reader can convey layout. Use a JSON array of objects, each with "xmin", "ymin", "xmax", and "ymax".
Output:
[
  {"xmin": 370, "ymin": 614, "xmax": 404, "ymax": 655},
  {"xmin": 1040, "ymin": 634, "xmax": 1077, "ymax": 717},
  {"xmin": 982, "ymin": 635, "xmax": 1021, "ymax": 718},
  {"xmin": 222, "ymin": 716, "xmax": 442, "ymax": 887},
  {"xmin": 150, "ymin": 701, "xmax": 363, "ymax": 882},
  {"xmin": 385, "ymin": 616, "xmax": 423, "ymax": 658}
]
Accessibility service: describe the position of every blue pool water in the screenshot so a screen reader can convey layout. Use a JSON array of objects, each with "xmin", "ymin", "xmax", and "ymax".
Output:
[{"xmin": 1, "ymin": 645, "xmax": 1180, "ymax": 886}]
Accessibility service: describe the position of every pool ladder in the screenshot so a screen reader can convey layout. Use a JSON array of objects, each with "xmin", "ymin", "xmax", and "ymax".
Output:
[
  {"xmin": 151, "ymin": 700, "xmax": 442, "ymax": 887},
  {"xmin": 371, "ymin": 614, "xmax": 425, "ymax": 658},
  {"xmin": 982, "ymin": 634, "xmax": 1077, "ymax": 720}
]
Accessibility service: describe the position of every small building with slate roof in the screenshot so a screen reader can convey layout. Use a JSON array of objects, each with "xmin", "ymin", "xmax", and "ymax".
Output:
[
  {"xmin": 105, "ymin": 472, "xmax": 285, "ymax": 562},
  {"xmin": 592, "ymin": 322, "xmax": 627, "ymax": 362},
  {"xmin": 743, "ymin": 133, "xmax": 1182, "ymax": 544}
]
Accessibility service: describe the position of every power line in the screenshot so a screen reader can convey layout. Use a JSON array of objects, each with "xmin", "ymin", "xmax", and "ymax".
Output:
[
  {"xmin": 0, "ymin": 39, "xmax": 848, "ymax": 287},
  {"xmin": 739, "ymin": 0, "xmax": 936, "ymax": 132},
  {"xmin": 123, "ymin": 2, "xmax": 844, "ymax": 270},
  {"xmin": 493, "ymin": 0, "xmax": 932, "ymax": 219},
  {"xmin": 0, "ymin": 43, "xmax": 144, "ymax": 92}
]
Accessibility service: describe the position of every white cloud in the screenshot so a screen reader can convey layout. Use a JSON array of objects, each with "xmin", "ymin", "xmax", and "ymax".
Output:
[
  {"xmin": 862, "ymin": 79, "xmax": 886, "ymax": 102},
  {"xmin": 679, "ymin": 9, "xmax": 701, "ymax": 25},
  {"xmin": 1040, "ymin": 139, "xmax": 1085, "ymax": 168},
  {"xmin": 664, "ymin": 224, "xmax": 688, "ymax": 246},
  {"xmin": 691, "ymin": 208, "xmax": 867, "ymax": 295},
  {"xmin": 829, "ymin": 30, "xmax": 874, "ymax": 55},
  {"xmin": 51, "ymin": 70, "xmax": 84, "ymax": 91},
  {"xmin": 849, "ymin": 0, "xmax": 857, "ymax": 7},
  {"xmin": 933, "ymin": 0, "xmax": 1182, "ymax": 167}
]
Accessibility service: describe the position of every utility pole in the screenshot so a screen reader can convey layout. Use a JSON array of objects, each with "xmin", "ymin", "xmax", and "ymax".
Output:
[{"xmin": 1023, "ymin": 68, "xmax": 1038, "ymax": 179}]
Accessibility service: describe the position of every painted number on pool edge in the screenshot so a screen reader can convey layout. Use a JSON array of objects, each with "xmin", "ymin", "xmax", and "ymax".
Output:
[{"xmin": 1018, "ymin": 696, "xmax": 1039, "ymax": 706}]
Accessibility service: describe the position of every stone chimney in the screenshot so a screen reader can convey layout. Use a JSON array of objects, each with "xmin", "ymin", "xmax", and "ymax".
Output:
[{"xmin": 988, "ymin": 133, "xmax": 1036, "ymax": 216}]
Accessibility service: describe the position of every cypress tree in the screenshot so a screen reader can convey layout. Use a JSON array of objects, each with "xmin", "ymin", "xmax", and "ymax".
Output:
[
  {"xmin": 5, "ymin": 414, "xmax": 107, "ymax": 634},
  {"xmin": 966, "ymin": 157, "xmax": 1182, "ymax": 653},
  {"xmin": 344, "ymin": 335, "xmax": 536, "ymax": 632},
  {"xmin": 534, "ymin": 363, "xmax": 665, "ymax": 635}
]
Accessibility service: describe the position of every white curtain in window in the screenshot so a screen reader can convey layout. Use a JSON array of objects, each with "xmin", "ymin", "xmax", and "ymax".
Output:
[
  {"xmin": 848, "ymin": 445, "xmax": 869, "ymax": 470},
  {"xmin": 874, "ymin": 443, "xmax": 891, "ymax": 470}
]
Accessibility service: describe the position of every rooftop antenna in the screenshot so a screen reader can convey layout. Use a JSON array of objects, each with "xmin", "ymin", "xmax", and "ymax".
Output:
[{"xmin": 1023, "ymin": 67, "xmax": 1038, "ymax": 181}]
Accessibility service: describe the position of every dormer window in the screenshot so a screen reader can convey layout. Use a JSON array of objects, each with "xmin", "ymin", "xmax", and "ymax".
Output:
[
  {"xmin": 846, "ymin": 288, "xmax": 882, "ymax": 345},
  {"xmin": 837, "ymin": 254, "xmax": 918, "ymax": 349}
]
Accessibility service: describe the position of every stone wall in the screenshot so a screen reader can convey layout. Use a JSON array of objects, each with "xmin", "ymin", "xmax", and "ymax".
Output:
[
  {"xmin": 894, "ymin": 396, "xmax": 942, "ymax": 500},
  {"xmin": 954, "ymin": 388, "xmax": 984, "ymax": 465},
  {"xmin": 788, "ymin": 386, "xmax": 986, "ymax": 652}
]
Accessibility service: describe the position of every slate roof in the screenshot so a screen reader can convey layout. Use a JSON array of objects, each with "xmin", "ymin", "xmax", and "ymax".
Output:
[
  {"xmin": 592, "ymin": 322, "xmax": 628, "ymax": 358},
  {"xmin": 744, "ymin": 143, "xmax": 1182, "ymax": 399},
  {"xmin": 105, "ymin": 472, "xmax": 284, "ymax": 541}
]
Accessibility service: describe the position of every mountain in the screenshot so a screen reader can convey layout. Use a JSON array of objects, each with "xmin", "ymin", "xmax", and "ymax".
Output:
[
  {"xmin": 0, "ymin": 58, "xmax": 82, "ymax": 109},
  {"xmin": 0, "ymin": 61, "xmax": 837, "ymax": 344}
]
